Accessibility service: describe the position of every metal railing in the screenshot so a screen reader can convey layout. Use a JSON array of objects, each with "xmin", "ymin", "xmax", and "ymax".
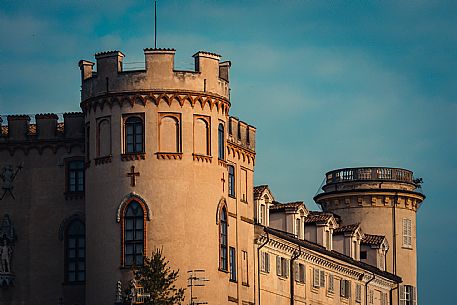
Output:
[{"xmin": 325, "ymin": 167, "xmax": 414, "ymax": 185}]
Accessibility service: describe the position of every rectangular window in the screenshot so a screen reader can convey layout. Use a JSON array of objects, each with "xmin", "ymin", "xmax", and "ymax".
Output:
[
  {"xmin": 402, "ymin": 219, "xmax": 412, "ymax": 248},
  {"xmin": 85, "ymin": 124, "xmax": 90, "ymax": 160},
  {"xmin": 360, "ymin": 250, "xmax": 367, "ymax": 260},
  {"xmin": 400, "ymin": 285, "xmax": 416, "ymax": 305},
  {"xmin": 228, "ymin": 165, "xmax": 235, "ymax": 197},
  {"xmin": 67, "ymin": 160, "xmax": 84, "ymax": 193},
  {"xmin": 328, "ymin": 274, "xmax": 334, "ymax": 293},
  {"xmin": 229, "ymin": 247, "xmax": 236, "ymax": 282},
  {"xmin": 381, "ymin": 292, "xmax": 387, "ymax": 305},
  {"xmin": 319, "ymin": 270, "xmax": 325, "ymax": 287},
  {"xmin": 295, "ymin": 218, "xmax": 301, "ymax": 238},
  {"xmin": 369, "ymin": 290, "xmax": 374, "ymax": 304},
  {"xmin": 276, "ymin": 256, "xmax": 289, "ymax": 278},
  {"xmin": 259, "ymin": 204, "xmax": 266, "ymax": 225},
  {"xmin": 355, "ymin": 284, "xmax": 362, "ymax": 303},
  {"xmin": 340, "ymin": 279, "xmax": 351, "ymax": 298},
  {"xmin": 241, "ymin": 250, "xmax": 248, "ymax": 285},
  {"xmin": 313, "ymin": 268, "xmax": 320, "ymax": 288},
  {"xmin": 240, "ymin": 168, "xmax": 247, "ymax": 202},
  {"xmin": 260, "ymin": 251, "xmax": 270, "ymax": 273},
  {"xmin": 294, "ymin": 263, "xmax": 306, "ymax": 283}
]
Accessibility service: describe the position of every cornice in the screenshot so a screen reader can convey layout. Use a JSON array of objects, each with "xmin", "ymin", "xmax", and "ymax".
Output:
[
  {"xmin": 80, "ymin": 90, "xmax": 231, "ymax": 116},
  {"xmin": 227, "ymin": 141, "xmax": 255, "ymax": 165},
  {"xmin": 0, "ymin": 138, "xmax": 84, "ymax": 156}
]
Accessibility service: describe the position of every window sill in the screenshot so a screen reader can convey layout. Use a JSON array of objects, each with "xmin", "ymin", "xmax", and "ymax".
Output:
[
  {"xmin": 218, "ymin": 268, "xmax": 229, "ymax": 274},
  {"xmin": 121, "ymin": 153, "xmax": 146, "ymax": 161},
  {"xmin": 192, "ymin": 153, "xmax": 213, "ymax": 163},
  {"xmin": 65, "ymin": 192, "xmax": 84, "ymax": 200},
  {"xmin": 295, "ymin": 280, "xmax": 305, "ymax": 285},
  {"xmin": 218, "ymin": 159, "xmax": 227, "ymax": 167},
  {"xmin": 229, "ymin": 279, "xmax": 237, "ymax": 283},
  {"xmin": 62, "ymin": 281, "xmax": 85, "ymax": 286},
  {"xmin": 402, "ymin": 245, "xmax": 413, "ymax": 250},
  {"xmin": 242, "ymin": 282, "xmax": 249, "ymax": 287},
  {"xmin": 94, "ymin": 155, "xmax": 112, "ymax": 166},
  {"xmin": 155, "ymin": 152, "xmax": 182, "ymax": 160},
  {"xmin": 228, "ymin": 194, "xmax": 236, "ymax": 199}
]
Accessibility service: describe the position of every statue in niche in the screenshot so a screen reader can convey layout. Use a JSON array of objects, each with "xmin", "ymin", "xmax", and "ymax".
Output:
[
  {"xmin": 0, "ymin": 215, "xmax": 15, "ymax": 276},
  {"xmin": 0, "ymin": 240, "xmax": 12, "ymax": 273}
]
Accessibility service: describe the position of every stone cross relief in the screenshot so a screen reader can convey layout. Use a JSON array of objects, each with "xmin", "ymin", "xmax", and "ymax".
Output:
[
  {"xmin": 0, "ymin": 163, "xmax": 23, "ymax": 200},
  {"xmin": 127, "ymin": 166, "xmax": 140, "ymax": 187}
]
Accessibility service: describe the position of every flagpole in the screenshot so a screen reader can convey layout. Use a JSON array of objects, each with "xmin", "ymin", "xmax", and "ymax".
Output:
[{"xmin": 154, "ymin": 0, "xmax": 157, "ymax": 49}]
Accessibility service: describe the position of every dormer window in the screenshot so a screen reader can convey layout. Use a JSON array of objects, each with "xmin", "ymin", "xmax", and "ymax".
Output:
[{"xmin": 259, "ymin": 204, "xmax": 266, "ymax": 225}]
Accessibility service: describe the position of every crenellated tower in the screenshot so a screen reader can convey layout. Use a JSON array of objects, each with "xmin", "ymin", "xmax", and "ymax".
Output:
[
  {"xmin": 79, "ymin": 48, "xmax": 256, "ymax": 305},
  {"xmin": 314, "ymin": 167, "xmax": 425, "ymax": 305}
]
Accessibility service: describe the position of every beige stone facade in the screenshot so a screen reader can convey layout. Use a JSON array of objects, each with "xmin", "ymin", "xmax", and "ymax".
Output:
[{"xmin": 0, "ymin": 47, "xmax": 424, "ymax": 305}]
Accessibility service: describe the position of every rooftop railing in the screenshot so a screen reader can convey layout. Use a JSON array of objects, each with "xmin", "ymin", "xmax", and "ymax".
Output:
[{"xmin": 325, "ymin": 167, "xmax": 414, "ymax": 185}]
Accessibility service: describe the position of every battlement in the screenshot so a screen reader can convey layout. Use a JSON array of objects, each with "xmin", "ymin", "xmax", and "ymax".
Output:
[
  {"xmin": 227, "ymin": 116, "xmax": 256, "ymax": 152},
  {"xmin": 79, "ymin": 48, "xmax": 231, "ymax": 103},
  {"xmin": 0, "ymin": 113, "xmax": 84, "ymax": 143}
]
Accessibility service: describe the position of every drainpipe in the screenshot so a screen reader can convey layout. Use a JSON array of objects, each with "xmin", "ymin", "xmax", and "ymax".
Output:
[
  {"xmin": 289, "ymin": 246, "xmax": 301, "ymax": 305},
  {"xmin": 390, "ymin": 283, "xmax": 399, "ymax": 305},
  {"xmin": 392, "ymin": 193, "xmax": 398, "ymax": 275},
  {"xmin": 365, "ymin": 273, "xmax": 375, "ymax": 305},
  {"xmin": 257, "ymin": 229, "xmax": 269, "ymax": 305}
]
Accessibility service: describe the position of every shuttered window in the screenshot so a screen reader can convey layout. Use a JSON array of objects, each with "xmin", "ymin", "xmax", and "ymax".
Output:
[
  {"xmin": 328, "ymin": 274, "xmax": 334, "ymax": 293},
  {"xmin": 293, "ymin": 263, "xmax": 305, "ymax": 283},
  {"xmin": 402, "ymin": 218, "xmax": 412, "ymax": 247},
  {"xmin": 313, "ymin": 268, "xmax": 320, "ymax": 287},
  {"xmin": 400, "ymin": 285, "xmax": 417, "ymax": 305},
  {"xmin": 260, "ymin": 251, "xmax": 270, "ymax": 273},
  {"xmin": 276, "ymin": 256, "xmax": 289, "ymax": 278},
  {"xmin": 355, "ymin": 284, "xmax": 362, "ymax": 303},
  {"xmin": 340, "ymin": 279, "xmax": 351, "ymax": 298}
]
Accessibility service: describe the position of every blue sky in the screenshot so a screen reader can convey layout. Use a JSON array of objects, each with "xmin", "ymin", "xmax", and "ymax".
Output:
[{"xmin": 1, "ymin": 1, "xmax": 456, "ymax": 303}]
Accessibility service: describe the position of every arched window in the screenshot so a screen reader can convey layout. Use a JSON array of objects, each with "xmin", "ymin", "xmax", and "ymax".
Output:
[
  {"xmin": 124, "ymin": 201, "xmax": 145, "ymax": 266},
  {"xmin": 65, "ymin": 220, "xmax": 85, "ymax": 283},
  {"xmin": 220, "ymin": 207, "xmax": 228, "ymax": 271},
  {"xmin": 125, "ymin": 116, "xmax": 144, "ymax": 153},
  {"xmin": 218, "ymin": 123, "xmax": 224, "ymax": 160}
]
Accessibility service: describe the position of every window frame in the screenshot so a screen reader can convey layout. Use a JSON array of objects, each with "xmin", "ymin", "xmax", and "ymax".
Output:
[
  {"xmin": 218, "ymin": 122, "xmax": 225, "ymax": 160},
  {"xmin": 229, "ymin": 247, "xmax": 237, "ymax": 282},
  {"xmin": 402, "ymin": 218, "xmax": 413, "ymax": 248},
  {"xmin": 123, "ymin": 114, "xmax": 145, "ymax": 154},
  {"xmin": 96, "ymin": 116, "xmax": 112, "ymax": 157},
  {"xmin": 65, "ymin": 219, "xmax": 85, "ymax": 284},
  {"xmin": 121, "ymin": 199, "xmax": 147, "ymax": 267},
  {"xmin": 228, "ymin": 165, "xmax": 235, "ymax": 198},
  {"xmin": 260, "ymin": 251, "xmax": 270, "ymax": 273},
  {"xmin": 65, "ymin": 157, "xmax": 85, "ymax": 194},
  {"xmin": 219, "ymin": 206, "xmax": 228, "ymax": 272}
]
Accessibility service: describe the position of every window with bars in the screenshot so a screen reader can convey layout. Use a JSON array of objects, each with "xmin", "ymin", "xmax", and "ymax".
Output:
[
  {"xmin": 229, "ymin": 247, "xmax": 236, "ymax": 282},
  {"xmin": 220, "ymin": 207, "xmax": 228, "ymax": 271},
  {"xmin": 67, "ymin": 160, "xmax": 84, "ymax": 193},
  {"xmin": 125, "ymin": 116, "xmax": 144, "ymax": 153},
  {"xmin": 260, "ymin": 251, "xmax": 270, "ymax": 273},
  {"xmin": 400, "ymin": 285, "xmax": 416, "ymax": 305},
  {"xmin": 402, "ymin": 218, "xmax": 412, "ymax": 248},
  {"xmin": 66, "ymin": 220, "xmax": 85, "ymax": 283},
  {"xmin": 124, "ymin": 201, "xmax": 145, "ymax": 266}
]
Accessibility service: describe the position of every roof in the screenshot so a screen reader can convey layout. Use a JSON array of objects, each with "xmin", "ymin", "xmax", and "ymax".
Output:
[
  {"xmin": 264, "ymin": 226, "xmax": 402, "ymax": 283},
  {"xmin": 333, "ymin": 224, "xmax": 360, "ymax": 235},
  {"xmin": 269, "ymin": 201, "xmax": 305, "ymax": 212},
  {"xmin": 362, "ymin": 234, "xmax": 386, "ymax": 246},
  {"xmin": 303, "ymin": 212, "xmax": 334, "ymax": 224},
  {"xmin": 254, "ymin": 185, "xmax": 269, "ymax": 200}
]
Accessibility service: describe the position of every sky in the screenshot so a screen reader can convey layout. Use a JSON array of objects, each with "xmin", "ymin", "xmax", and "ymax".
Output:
[{"xmin": 1, "ymin": 0, "xmax": 456, "ymax": 303}]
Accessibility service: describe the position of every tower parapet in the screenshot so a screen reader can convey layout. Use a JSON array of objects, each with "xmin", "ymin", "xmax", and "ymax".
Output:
[
  {"xmin": 314, "ymin": 166, "xmax": 425, "ymax": 305},
  {"xmin": 79, "ymin": 49, "xmax": 230, "ymax": 104},
  {"xmin": 228, "ymin": 116, "xmax": 256, "ymax": 152}
]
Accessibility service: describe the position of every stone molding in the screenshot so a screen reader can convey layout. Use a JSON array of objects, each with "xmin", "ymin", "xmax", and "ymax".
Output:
[
  {"xmin": 80, "ymin": 90, "xmax": 230, "ymax": 116},
  {"xmin": 227, "ymin": 142, "xmax": 255, "ymax": 165}
]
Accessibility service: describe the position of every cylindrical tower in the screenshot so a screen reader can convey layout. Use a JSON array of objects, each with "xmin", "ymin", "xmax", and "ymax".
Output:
[
  {"xmin": 79, "ymin": 48, "xmax": 238, "ymax": 305},
  {"xmin": 314, "ymin": 167, "xmax": 425, "ymax": 305}
]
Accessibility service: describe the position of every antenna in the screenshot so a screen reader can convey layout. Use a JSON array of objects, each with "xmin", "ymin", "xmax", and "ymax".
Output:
[{"xmin": 154, "ymin": 0, "xmax": 157, "ymax": 48}]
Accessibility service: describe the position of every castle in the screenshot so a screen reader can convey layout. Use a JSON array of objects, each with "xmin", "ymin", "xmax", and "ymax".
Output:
[{"xmin": 0, "ymin": 47, "xmax": 424, "ymax": 305}]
